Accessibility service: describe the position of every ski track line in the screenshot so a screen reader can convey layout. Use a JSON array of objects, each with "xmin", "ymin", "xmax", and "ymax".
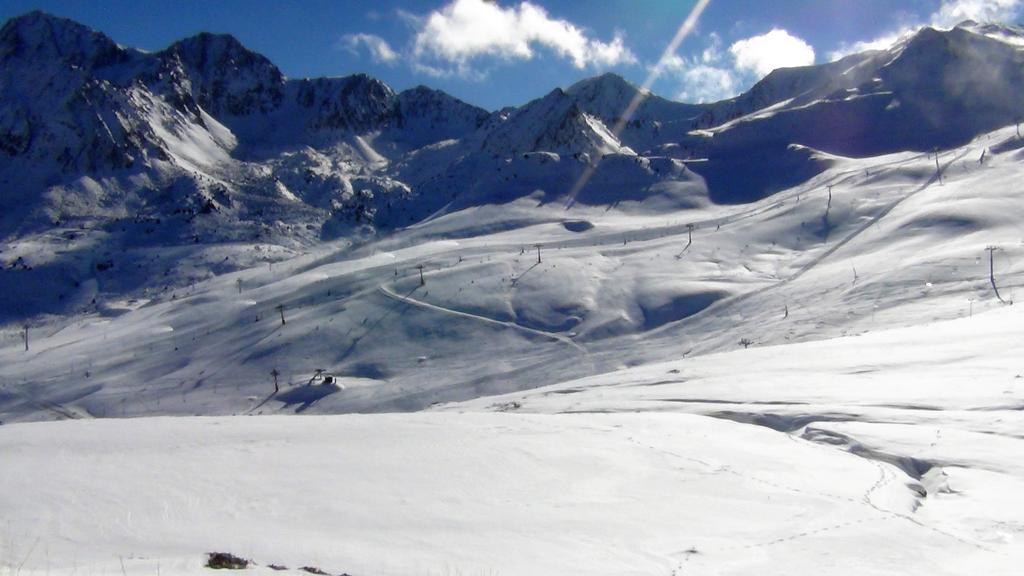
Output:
[
  {"xmin": 860, "ymin": 459, "xmax": 991, "ymax": 552},
  {"xmin": 377, "ymin": 284, "xmax": 588, "ymax": 354},
  {"xmin": 656, "ymin": 405, "xmax": 991, "ymax": 573},
  {"xmin": 618, "ymin": 427, "xmax": 888, "ymax": 573}
]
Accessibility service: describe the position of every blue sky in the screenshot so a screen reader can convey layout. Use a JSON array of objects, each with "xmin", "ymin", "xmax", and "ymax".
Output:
[{"xmin": 2, "ymin": 0, "xmax": 1022, "ymax": 109}]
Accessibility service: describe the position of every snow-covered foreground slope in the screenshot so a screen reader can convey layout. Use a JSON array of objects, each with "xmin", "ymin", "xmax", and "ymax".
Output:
[{"xmin": 2, "ymin": 300, "xmax": 1021, "ymax": 575}]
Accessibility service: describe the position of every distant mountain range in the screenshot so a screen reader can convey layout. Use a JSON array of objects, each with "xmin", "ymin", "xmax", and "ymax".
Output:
[{"xmin": 3, "ymin": 10, "xmax": 1024, "ymax": 319}]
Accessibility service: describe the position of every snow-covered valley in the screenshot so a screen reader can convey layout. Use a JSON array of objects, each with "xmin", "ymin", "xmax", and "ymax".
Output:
[{"xmin": 1, "ymin": 11, "xmax": 1024, "ymax": 576}]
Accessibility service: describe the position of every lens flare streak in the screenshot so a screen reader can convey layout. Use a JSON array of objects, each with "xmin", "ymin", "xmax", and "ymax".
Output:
[{"xmin": 565, "ymin": 0, "xmax": 712, "ymax": 208}]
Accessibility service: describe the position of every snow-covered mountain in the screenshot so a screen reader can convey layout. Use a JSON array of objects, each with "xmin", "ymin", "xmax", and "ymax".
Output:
[
  {"xmin": 161, "ymin": 32, "xmax": 285, "ymax": 118},
  {"xmin": 3, "ymin": 11, "xmax": 1024, "ymax": 324},
  {"xmin": 481, "ymin": 88, "xmax": 624, "ymax": 157},
  {"xmin": 3, "ymin": 13, "xmax": 1024, "ymax": 575},
  {"xmin": 708, "ymin": 21, "xmax": 1024, "ymax": 155},
  {"xmin": 0, "ymin": 12, "xmax": 483, "ymax": 209},
  {"xmin": 0, "ymin": 11, "xmax": 726, "ymax": 323},
  {"xmin": 690, "ymin": 51, "xmax": 886, "ymax": 131},
  {"xmin": 688, "ymin": 21, "xmax": 1024, "ymax": 202},
  {"xmin": 565, "ymin": 72, "xmax": 706, "ymax": 152},
  {"xmin": 0, "ymin": 12, "xmax": 493, "ymax": 319}
]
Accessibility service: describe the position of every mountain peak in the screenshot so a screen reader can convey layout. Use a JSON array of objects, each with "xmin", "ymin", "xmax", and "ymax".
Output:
[
  {"xmin": 293, "ymin": 73, "xmax": 396, "ymax": 101},
  {"xmin": 563, "ymin": 74, "xmax": 639, "ymax": 121},
  {"xmin": 896, "ymin": 21, "xmax": 1009, "ymax": 51},
  {"xmin": 291, "ymin": 74, "xmax": 396, "ymax": 132},
  {"xmin": 398, "ymin": 84, "xmax": 445, "ymax": 98},
  {"xmin": 396, "ymin": 83, "xmax": 483, "ymax": 110},
  {"xmin": 480, "ymin": 86, "xmax": 622, "ymax": 157},
  {"xmin": 161, "ymin": 31, "xmax": 285, "ymax": 116},
  {"xmin": 176, "ymin": 31, "xmax": 246, "ymax": 48},
  {"xmin": 164, "ymin": 31, "xmax": 281, "ymax": 75},
  {"xmin": 566, "ymin": 72, "xmax": 635, "ymax": 94},
  {"xmin": 392, "ymin": 85, "xmax": 490, "ymax": 145},
  {"xmin": 0, "ymin": 10, "xmax": 129, "ymax": 68},
  {"xmin": 2, "ymin": 10, "xmax": 86, "ymax": 35},
  {"xmin": 562, "ymin": 71, "xmax": 709, "ymax": 154}
]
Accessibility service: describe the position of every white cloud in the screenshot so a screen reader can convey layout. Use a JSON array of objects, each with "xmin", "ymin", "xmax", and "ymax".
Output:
[
  {"xmin": 653, "ymin": 34, "xmax": 740, "ymax": 103},
  {"xmin": 933, "ymin": 0, "xmax": 1024, "ymax": 26},
  {"xmin": 411, "ymin": 0, "xmax": 637, "ymax": 77},
  {"xmin": 729, "ymin": 29, "xmax": 816, "ymax": 77},
  {"xmin": 829, "ymin": 0, "xmax": 1024, "ymax": 60},
  {"xmin": 656, "ymin": 29, "xmax": 815, "ymax": 103},
  {"xmin": 676, "ymin": 64, "xmax": 742, "ymax": 103},
  {"xmin": 340, "ymin": 33, "xmax": 399, "ymax": 64}
]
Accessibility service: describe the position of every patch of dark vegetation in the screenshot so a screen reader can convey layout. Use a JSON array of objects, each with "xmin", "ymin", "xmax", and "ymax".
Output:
[{"xmin": 206, "ymin": 552, "xmax": 249, "ymax": 570}]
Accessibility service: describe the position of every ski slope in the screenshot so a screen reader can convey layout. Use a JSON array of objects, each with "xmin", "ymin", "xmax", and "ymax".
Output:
[{"xmin": 2, "ymin": 124, "xmax": 1022, "ymax": 422}]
